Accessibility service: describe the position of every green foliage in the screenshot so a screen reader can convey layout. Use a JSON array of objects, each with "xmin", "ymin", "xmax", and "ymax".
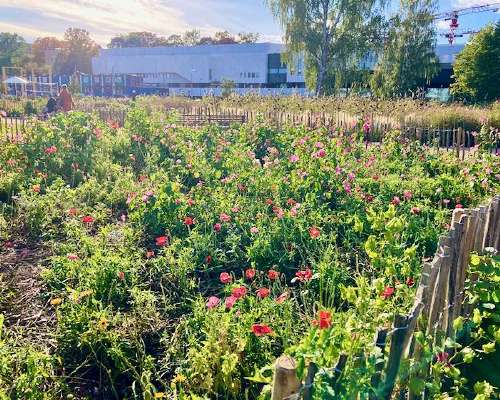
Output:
[
  {"xmin": 451, "ymin": 22, "xmax": 500, "ymax": 102},
  {"xmin": 371, "ymin": 0, "xmax": 439, "ymax": 98}
]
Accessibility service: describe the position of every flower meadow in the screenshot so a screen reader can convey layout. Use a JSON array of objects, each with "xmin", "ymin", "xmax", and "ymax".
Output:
[{"xmin": 0, "ymin": 106, "xmax": 499, "ymax": 399}]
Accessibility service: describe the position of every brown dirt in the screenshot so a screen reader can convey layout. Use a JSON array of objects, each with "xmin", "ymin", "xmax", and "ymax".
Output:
[{"xmin": 0, "ymin": 244, "xmax": 56, "ymax": 349}]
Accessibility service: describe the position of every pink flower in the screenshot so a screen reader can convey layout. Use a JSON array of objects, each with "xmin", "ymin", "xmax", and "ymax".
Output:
[
  {"xmin": 214, "ymin": 223, "xmax": 222, "ymax": 232},
  {"xmin": 44, "ymin": 146, "xmax": 57, "ymax": 155},
  {"xmin": 411, "ymin": 207, "xmax": 421, "ymax": 215},
  {"xmin": 205, "ymin": 255, "xmax": 212, "ymax": 264},
  {"xmin": 252, "ymin": 324, "xmax": 273, "ymax": 336},
  {"xmin": 403, "ymin": 190, "xmax": 412, "ymax": 201},
  {"xmin": 231, "ymin": 286, "xmax": 247, "ymax": 299},
  {"xmin": 314, "ymin": 149, "xmax": 326, "ymax": 158},
  {"xmin": 220, "ymin": 272, "xmax": 232, "ymax": 284},
  {"xmin": 267, "ymin": 270, "xmax": 280, "ymax": 280},
  {"xmin": 391, "ymin": 196, "xmax": 401, "ymax": 206},
  {"xmin": 315, "ymin": 141, "xmax": 324, "ymax": 148},
  {"xmin": 295, "ymin": 268, "xmax": 313, "ymax": 282},
  {"xmin": 219, "ymin": 213, "xmax": 231, "ymax": 223},
  {"xmin": 206, "ymin": 296, "xmax": 220, "ymax": 309},
  {"xmin": 289, "ymin": 154, "xmax": 299, "ymax": 163},
  {"xmin": 93, "ymin": 128, "xmax": 103, "ymax": 139},
  {"xmin": 225, "ymin": 295, "xmax": 237, "ymax": 309},
  {"xmin": 275, "ymin": 292, "xmax": 289, "ymax": 304},
  {"xmin": 273, "ymin": 206, "xmax": 284, "ymax": 219},
  {"xmin": 455, "ymin": 204, "xmax": 463, "ymax": 209},
  {"xmin": 436, "ymin": 351, "xmax": 449, "ymax": 364},
  {"xmin": 250, "ymin": 226, "xmax": 259, "ymax": 234},
  {"xmin": 381, "ymin": 286, "xmax": 395, "ymax": 299},
  {"xmin": 245, "ymin": 268, "xmax": 256, "ymax": 280},
  {"xmin": 309, "ymin": 227, "xmax": 321, "ymax": 239},
  {"xmin": 67, "ymin": 253, "xmax": 79, "ymax": 261},
  {"xmin": 256, "ymin": 288, "xmax": 270, "ymax": 299}
]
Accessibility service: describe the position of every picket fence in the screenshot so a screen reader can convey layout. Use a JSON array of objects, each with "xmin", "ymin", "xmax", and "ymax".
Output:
[{"xmin": 271, "ymin": 195, "xmax": 500, "ymax": 400}]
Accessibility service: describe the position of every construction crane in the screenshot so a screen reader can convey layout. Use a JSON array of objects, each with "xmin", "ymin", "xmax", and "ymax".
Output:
[{"xmin": 434, "ymin": 3, "xmax": 500, "ymax": 44}]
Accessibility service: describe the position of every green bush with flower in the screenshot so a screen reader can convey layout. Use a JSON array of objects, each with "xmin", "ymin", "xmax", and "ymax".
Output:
[{"xmin": 0, "ymin": 104, "xmax": 498, "ymax": 399}]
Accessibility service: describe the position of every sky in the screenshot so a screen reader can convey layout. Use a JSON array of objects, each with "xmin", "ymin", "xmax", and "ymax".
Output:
[{"xmin": 0, "ymin": 0, "xmax": 499, "ymax": 47}]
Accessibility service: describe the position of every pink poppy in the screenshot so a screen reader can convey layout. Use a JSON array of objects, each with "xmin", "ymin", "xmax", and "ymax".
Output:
[
  {"xmin": 220, "ymin": 272, "xmax": 232, "ymax": 284},
  {"xmin": 225, "ymin": 295, "xmax": 237, "ymax": 309},
  {"xmin": 206, "ymin": 296, "xmax": 220, "ymax": 309},
  {"xmin": 256, "ymin": 288, "xmax": 270, "ymax": 299}
]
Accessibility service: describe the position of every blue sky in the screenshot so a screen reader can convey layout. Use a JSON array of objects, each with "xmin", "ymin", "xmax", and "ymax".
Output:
[{"xmin": 0, "ymin": 0, "xmax": 498, "ymax": 46}]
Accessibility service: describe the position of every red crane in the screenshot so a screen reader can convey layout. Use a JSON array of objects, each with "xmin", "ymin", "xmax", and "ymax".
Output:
[{"xmin": 434, "ymin": 3, "xmax": 500, "ymax": 44}]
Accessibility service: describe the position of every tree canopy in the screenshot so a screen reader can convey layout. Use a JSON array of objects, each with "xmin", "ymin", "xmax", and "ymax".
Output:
[
  {"xmin": 450, "ymin": 22, "xmax": 500, "ymax": 102},
  {"xmin": 267, "ymin": 0, "xmax": 386, "ymax": 96},
  {"xmin": 107, "ymin": 30, "xmax": 259, "ymax": 48},
  {"xmin": 55, "ymin": 28, "xmax": 100, "ymax": 75},
  {"xmin": 0, "ymin": 32, "xmax": 28, "ymax": 69},
  {"xmin": 370, "ymin": 0, "xmax": 439, "ymax": 98}
]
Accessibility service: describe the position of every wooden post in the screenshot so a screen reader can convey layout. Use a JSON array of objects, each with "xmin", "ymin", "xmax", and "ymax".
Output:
[
  {"xmin": 302, "ymin": 362, "xmax": 318, "ymax": 400},
  {"xmin": 380, "ymin": 315, "xmax": 408, "ymax": 400},
  {"xmin": 271, "ymin": 355, "xmax": 300, "ymax": 400},
  {"xmin": 370, "ymin": 329, "xmax": 388, "ymax": 400}
]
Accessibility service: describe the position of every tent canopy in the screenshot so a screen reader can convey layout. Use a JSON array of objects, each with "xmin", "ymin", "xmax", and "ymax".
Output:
[{"xmin": 3, "ymin": 76, "xmax": 30, "ymax": 84}]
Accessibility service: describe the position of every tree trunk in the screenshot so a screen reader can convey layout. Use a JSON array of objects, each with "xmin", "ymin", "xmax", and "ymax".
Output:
[{"xmin": 315, "ymin": 0, "xmax": 331, "ymax": 96}]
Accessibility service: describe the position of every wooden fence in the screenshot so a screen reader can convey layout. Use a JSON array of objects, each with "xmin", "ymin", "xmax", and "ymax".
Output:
[
  {"xmin": 0, "ymin": 116, "xmax": 31, "ymax": 142},
  {"xmin": 272, "ymin": 195, "xmax": 500, "ymax": 400}
]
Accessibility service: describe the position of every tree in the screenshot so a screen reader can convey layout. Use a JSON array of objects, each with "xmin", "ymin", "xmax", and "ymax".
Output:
[
  {"xmin": 183, "ymin": 30, "xmax": 201, "ymax": 46},
  {"xmin": 0, "ymin": 32, "xmax": 28, "ymax": 69},
  {"xmin": 450, "ymin": 22, "xmax": 500, "ymax": 102},
  {"xmin": 32, "ymin": 37, "xmax": 65, "ymax": 66},
  {"xmin": 370, "ymin": 0, "xmax": 439, "ymax": 98},
  {"xmin": 214, "ymin": 31, "xmax": 238, "ymax": 45},
  {"xmin": 198, "ymin": 36, "xmax": 215, "ymax": 45},
  {"xmin": 238, "ymin": 32, "xmax": 260, "ymax": 43},
  {"xmin": 108, "ymin": 32, "xmax": 166, "ymax": 48},
  {"xmin": 55, "ymin": 28, "xmax": 100, "ymax": 75},
  {"xmin": 267, "ymin": 0, "xmax": 386, "ymax": 96},
  {"xmin": 165, "ymin": 34, "xmax": 184, "ymax": 46}
]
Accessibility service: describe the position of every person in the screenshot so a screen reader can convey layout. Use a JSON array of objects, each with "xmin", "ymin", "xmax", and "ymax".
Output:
[
  {"xmin": 58, "ymin": 84, "xmax": 74, "ymax": 112},
  {"xmin": 131, "ymin": 90, "xmax": 137, "ymax": 101},
  {"xmin": 46, "ymin": 95, "xmax": 57, "ymax": 114}
]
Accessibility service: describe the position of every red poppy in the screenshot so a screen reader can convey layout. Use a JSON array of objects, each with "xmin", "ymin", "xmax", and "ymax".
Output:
[
  {"xmin": 312, "ymin": 310, "xmax": 332, "ymax": 329},
  {"xmin": 214, "ymin": 223, "xmax": 222, "ymax": 232},
  {"xmin": 252, "ymin": 324, "xmax": 273, "ymax": 336},
  {"xmin": 381, "ymin": 286, "xmax": 395, "ymax": 299},
  {"xmin": 184, "ymin": 216, "xmax": 195, "ymax": 226},
  {"xmin": 245, "ymin": 268, "xmax": 256, "ymax": 280},
  {"xmin": 455, "ymin": 204, "xmax": 463, "ymax": 209},
  {"xmin": 220, "ymin": 272, "xmax": 232, "ymax": 284},
  {"xmin": 411, "ymin": 207, "xmax": 421, "ymax": 215},
  {"xmin": 309, "ymin": 227, "xmax": 321, "ymax": 239},
  {"xmin": 267, "ymin": 270, "xmax": 279, "ymax": 280},
  {"xmin": 225, "ymin": 295, "xmax": 237, "ymax": 309},
  {"xmin": 205, "ymin": 255, "xmax": 212, "ymax": 264},
  {"xmin": 295, "ymin": 268, "xmax": 313, "ymax": 282},
  {"xmin": 406, "ymin": 277, "xmax": 415, "ymax": 287},
  {"xmin": 256, "ymin": 288, "xmax": 270, "ymax": 299},
  {"xmin": 44, "ymin": 145, "xmax": 57, "ymax": 155},
  {"xmin": 155, "ymin": 236, "xmax": 168, "ymax": 247},
  {"xmin": 265, "ymin": 199, "xmax": 273, "ymax": 206},
  {"xmin": 81, "ymin": 216, "xmax": 94, "ymax": 224},
  {"xmin": 231, "ymin": 286, "xmax": 247, "ymax": 299}
]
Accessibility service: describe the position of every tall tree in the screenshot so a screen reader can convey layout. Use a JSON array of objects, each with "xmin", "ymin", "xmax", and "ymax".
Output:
[
  {"xmin": 237, "ymin": 32, "xmax": 260, "ymax": 43},
  {"xmin": 450, "ymin": 22, "xmax": 500, "ymax": 102},
  {"xmin": 31, "ymin": 36, "xmax": 65, "ymax": 67},
  {"xmin": 370, "ymin": 0, "xmax": 439, "ymax": 98},
  {"xmin": 267, "ymin": 0, "xmax": 386, "ymax": 95},
  {"xmin": 55, "ymin": 28, "xmax": 100, "ymax": 75},
  {"xmin": 0, "ymin": 32, "xmax": 28, "ymax": 69},
  {"xmin": 108, "ymin": 32, "xmax": 166, "ymax": 48},
  {"xmin": 165, "ymin": 34, "xmax": 184, "ymax": 46},
  {"xmin": 214, "ymin": 31, "xmax": 238, "ymax": 44},
  {"xmin": 183, "ymin": 30, "xmax": 201, "ymax": 46}
]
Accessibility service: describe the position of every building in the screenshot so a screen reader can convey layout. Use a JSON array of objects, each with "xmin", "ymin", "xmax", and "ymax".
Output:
[{"xmin": 88, "ymin": 42, "xmax": 465, "ymax": 97}]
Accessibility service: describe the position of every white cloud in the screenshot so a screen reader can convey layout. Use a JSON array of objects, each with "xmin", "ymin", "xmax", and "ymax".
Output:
[
  {"xmin": 436, "ymin": 19, "xmax": 450, "ymax": 31},
  {"xmin": 0, "ymin": 0, "xmax": 230, "ymax": 45}
]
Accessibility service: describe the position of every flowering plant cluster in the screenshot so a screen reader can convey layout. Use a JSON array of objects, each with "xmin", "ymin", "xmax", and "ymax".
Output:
[{"xmin": 0, "ymin": 106, "xmax": 498, "ymax": 399}]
